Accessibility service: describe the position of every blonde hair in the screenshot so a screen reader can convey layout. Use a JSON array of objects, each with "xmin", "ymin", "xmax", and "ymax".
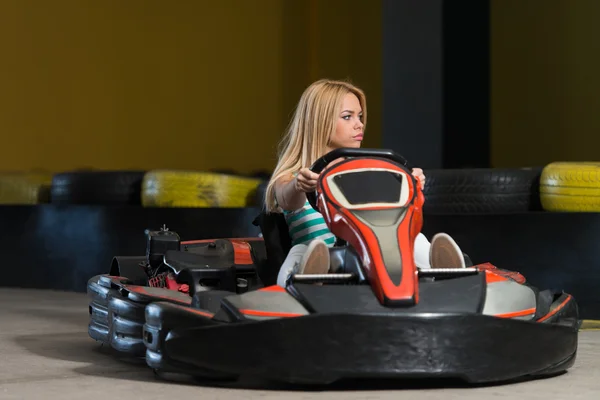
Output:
[{"xmin": 264, "ymin": 79, "xmax": 367, "ymax": 213}]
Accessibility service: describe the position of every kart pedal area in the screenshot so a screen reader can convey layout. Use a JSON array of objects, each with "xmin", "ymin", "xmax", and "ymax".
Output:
[{"xmin": 288, "ymin": 268, "xmax": 479, "ymax": 285}]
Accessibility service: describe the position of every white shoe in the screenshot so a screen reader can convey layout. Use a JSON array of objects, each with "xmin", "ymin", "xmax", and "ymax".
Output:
[
  {"xmin": 297, "ymin": 239, "xmax": 330, "ymax": 275},
  {"xmin": 429, "ymin": 233, "xmax": 466, "ymax": 269}
]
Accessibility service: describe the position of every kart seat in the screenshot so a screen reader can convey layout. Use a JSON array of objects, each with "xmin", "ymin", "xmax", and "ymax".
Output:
[
  {"xmin": 253, "ymin": 211, "xmax": 292, "ymax": 286},
  {"xmin": 253, "ymin": 211, "xmax": 360, "ymax": 285}
]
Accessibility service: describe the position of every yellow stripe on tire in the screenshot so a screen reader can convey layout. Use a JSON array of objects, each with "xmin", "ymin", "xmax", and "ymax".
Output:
[
  {"xmin": 580, "ymin": 320, "xmax": 600, "ymax": 331},
  {"xmin": 0, "ymin": 172, "xmax": 52, "ymax": 204},
  {"xmin": 142, "ymin": 170, "xmax": 262, "ymax": 208},
  {"xmin": 540, "ymin": 162, "xmax": 600, "ymax": 212}
]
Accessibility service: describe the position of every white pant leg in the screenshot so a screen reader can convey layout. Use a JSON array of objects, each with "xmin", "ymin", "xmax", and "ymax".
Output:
[
  {"xmin": 277, "ymin": 244, "xmax": 308, "ymax": 287},
  {"xmin": 278, "ymin": 233, "xmax": 431, "ymax": 287},
  {"xmin": 414, "ymin": 232, "xmax": 431, "ymax": 269}
]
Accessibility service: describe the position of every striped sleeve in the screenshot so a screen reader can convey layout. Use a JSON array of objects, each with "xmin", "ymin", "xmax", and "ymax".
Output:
[{"xmin": 284, "ymin": 200, "xmax": 336, "ymax": 247}]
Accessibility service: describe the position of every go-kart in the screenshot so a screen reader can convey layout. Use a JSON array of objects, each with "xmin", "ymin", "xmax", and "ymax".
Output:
[
  {"xmin": 87, "ymin": 226, "xmax": 268, "ymax": 356},
  {"xmin": 87, "ymin": 148, "xmax": 579, "ymax": 386}
]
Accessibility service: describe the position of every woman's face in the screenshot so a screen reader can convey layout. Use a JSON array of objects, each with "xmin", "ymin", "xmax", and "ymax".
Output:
[{"xmin": 328, "ymin": 93, "xmax": 364, "ymax": 151}]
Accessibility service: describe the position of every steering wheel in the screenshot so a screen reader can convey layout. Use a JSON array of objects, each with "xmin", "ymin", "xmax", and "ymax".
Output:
[{"xmin": 305, "ymin": 148, "xmax": 414, "ymax": 211}]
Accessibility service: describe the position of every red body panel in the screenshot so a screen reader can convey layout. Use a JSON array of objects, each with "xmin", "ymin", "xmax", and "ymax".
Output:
[
  {"xmin": 181, "ymin": 238, "xmax": 260, "ymax": 265},
  {"xmin": 317, "ymin": 158, "xmax": 424, "ymax": 306}
]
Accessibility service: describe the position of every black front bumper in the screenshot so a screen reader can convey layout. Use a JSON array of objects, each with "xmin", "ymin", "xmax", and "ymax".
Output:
[
  {"xmin": 88, "ymin": 274, "xmax": 579, "ymax": 386},
  {"xmin": 144, "ymin": 303, "xmax": 578, "ymax": 385}
]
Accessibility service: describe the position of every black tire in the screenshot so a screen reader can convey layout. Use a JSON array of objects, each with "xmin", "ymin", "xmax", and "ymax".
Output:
[
  {"xmin": 422, "ymin": 168, "xmax": 543, "ymax": 214},
  {"xmin": 250, "ymin": 181, "xmax": 268, "ymax": 208},
  {"xmin": 50, "ymin": 171, "xmax": 145, "ymax": 205},
  {"xmin": 249, "ymin": 170, "xmax": 272, "ymax": 180}
]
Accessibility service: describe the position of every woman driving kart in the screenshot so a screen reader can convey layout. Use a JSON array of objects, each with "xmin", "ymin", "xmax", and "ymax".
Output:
[{"xmin": 264, "ymin": 79, "xmax": 467, "ymax": 286}]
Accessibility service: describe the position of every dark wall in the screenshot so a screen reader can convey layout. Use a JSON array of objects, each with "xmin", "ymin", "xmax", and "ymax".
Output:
[
  {"xmin": 2, "ymin": 205, "xmax": 260, "ymax": 293},
  {"xmin": 1, "ymin": 205, "xmax": 597, "ymax": 320},
  {"xmin": 490, "ymin": 0, "xmax": 600, "ymax": 168},
  {"xmin": 422, "ymin": 213, "xmax": 600, "ymax": 320},
  {"xmin": 382, "ymin": 0, "xmax": 444, "ymax": 168},
  {"xmin": 382, "ymin": 0, "xmax": 490, "ymax": 169}
]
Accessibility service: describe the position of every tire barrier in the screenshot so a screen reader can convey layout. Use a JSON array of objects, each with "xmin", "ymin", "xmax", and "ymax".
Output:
[
  {"xmin": 252, "ymin": 180, "xmax": 268, "ymax": 209},
  {"xmin": 540, "ymin": 162, "xmax": 600, "ymax": 212},
  {"xmin": 141, "ymin": 170, "xmax": 262, "ymax": 208},
  {"xmin": 3, "ymin": 161, "xmax": 598, "ymax": 212},
  {"xmin": 0, "ymin": 171, "xmax": 52, "ymax": 204},
  {"xmin": 50, "ymin": 171, "xmax": 145, "ymax": 205},
  {"xmin": 580, "ymin": 320, "xmax": 600, "ymax": 331},
  {"xmin": 422, "ymin": 168, "xmax": 543, "ymax": 214}
]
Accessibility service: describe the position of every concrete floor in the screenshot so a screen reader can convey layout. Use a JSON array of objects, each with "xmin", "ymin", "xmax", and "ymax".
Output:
[{"xmin": 0, "ymin": 288, "xmax": 598, "ymax": 400}]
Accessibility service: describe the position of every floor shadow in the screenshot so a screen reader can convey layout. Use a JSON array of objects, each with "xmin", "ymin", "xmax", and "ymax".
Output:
[
  {"xmin": 12, "ymin": 331, "xmax": 466, "ymax": 391},
  {"xmin": 16, "ymin": 307, "xmax": 89, "ymax": 326},
  {"xmin": 13, "ymin": 331, "xmax": 173, "ymax": 384},
  {"xmin": 12, "ymin": 326, "xmax": 571, "ymax": 392},
  {"xmin": 123, "ymin": 368, "xmax": 569, "ymax": 393},
  {"xmin": 73, "ymin": 364, "xmax": 208, "ymax": 387},
  {"xmin": 191, "ymin": 377, "xmax": 473, "ymax": 392},
  {"xmin": 14, "ymin": 331, "xmax": 136, "ymax": 365}
]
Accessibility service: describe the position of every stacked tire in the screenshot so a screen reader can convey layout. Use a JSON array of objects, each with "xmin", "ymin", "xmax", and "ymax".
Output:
[
  {"xmin": 421, "ymin": 168, "xmax": 543, "ymax": 214},
  {"xmin": 419, "ymin": 162, "xmax": 600, "ymax": 214},
  {"xmin": 42, "ymin": 170, "xmax": 266, "ymax": 208},
  {"xmin": 141, "ymin": 170, "xmax": 262, "ymax": 208},
  {"xmin": 0, "ymin": 171, "xmax": 53, "ymax": 205},
  {"xmin": 50, "ymin": 171, "xmax": 146, "ymax": 205},
  {"xmin": 8, "ymin": 162, "xmax": 599, "ymax": 212},
  {"xmin": 539, "ymin": 162, "xmax": 600, "ymax": 212}
]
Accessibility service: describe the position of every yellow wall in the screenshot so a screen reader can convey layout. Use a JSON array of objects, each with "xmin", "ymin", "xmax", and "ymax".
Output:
[
  {"xmin": 307, "ymin": 0, "xmax": 382, "ymax": 152},
  {"xmin": 491, "ymin": 0, "xmax": 600, "ymax": 167},
  {"xmin": 0, "ymin": 0, "xmax": 381, "ymax": 173}
]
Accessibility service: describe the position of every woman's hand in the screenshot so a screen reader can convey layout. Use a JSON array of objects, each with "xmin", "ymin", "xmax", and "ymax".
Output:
[
  {"xmin": 411, "ymin": 168, "xmax": 426, "ymax": 189},
  {"xmin": 294, "ymin": 168, "xmax": 320, "ymax": 193}
]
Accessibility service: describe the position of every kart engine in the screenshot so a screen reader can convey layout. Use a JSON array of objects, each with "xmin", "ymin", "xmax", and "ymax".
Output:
[{"xmin": 146, "ymin": 224, "xmax": 180, "ymax": 271}]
